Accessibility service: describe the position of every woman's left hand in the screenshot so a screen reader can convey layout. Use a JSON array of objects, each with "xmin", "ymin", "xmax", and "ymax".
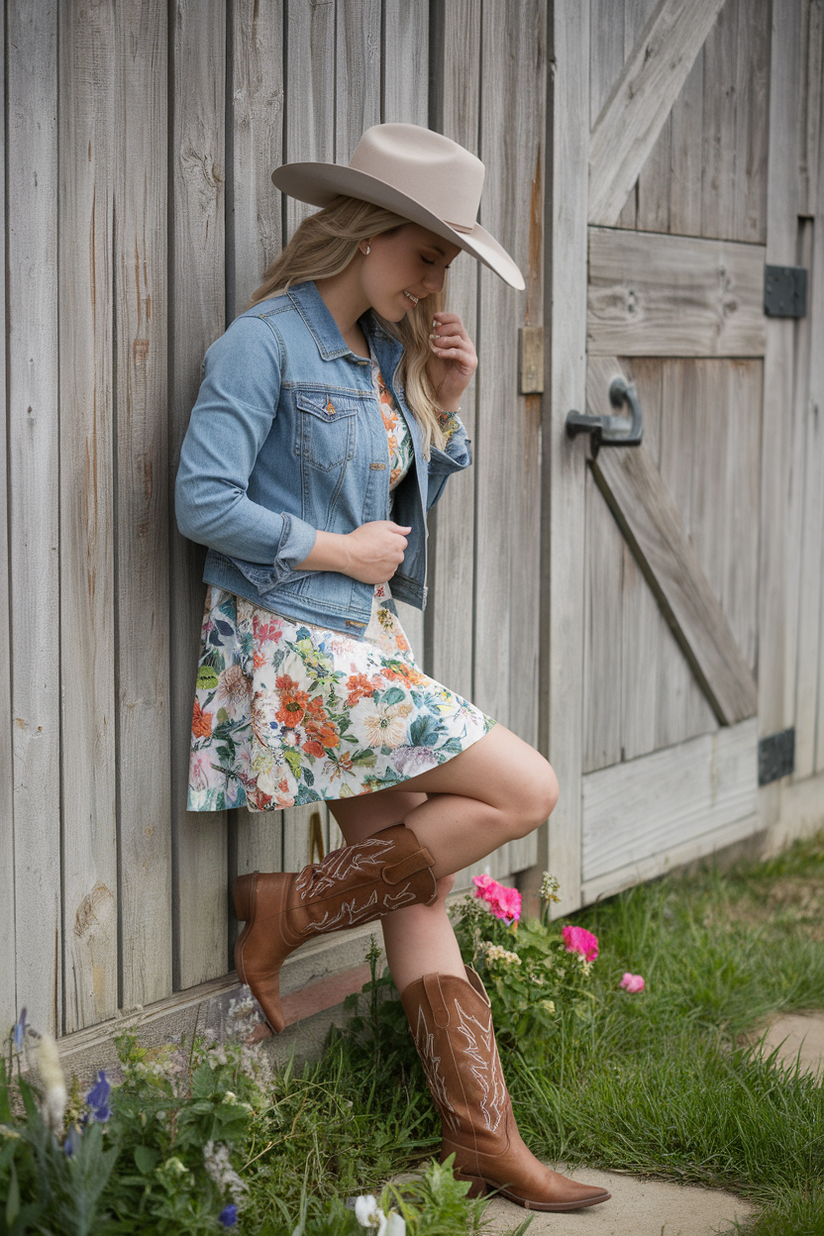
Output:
[{"xmin": 427, "ymin": 312, "xmax": 477, "ymax": 411}]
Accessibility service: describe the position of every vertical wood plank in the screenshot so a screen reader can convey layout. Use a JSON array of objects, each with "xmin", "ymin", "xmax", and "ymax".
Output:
[
  {"xmin": 170, "ymin": 0, "xmax": 229, "ymax": 991},
  {"xmin": 115, "ymin": 0, "xmax": 173, "ymax": 1008},
  {"xmin": 231, "ymin": 0, "xmax": 284, "ymax": 314},
  {"xmin": 425, "ymin": 0, "xmax": 481, "ymax": 705},
  {"xmin": 0, "ymin": 2, "xmax": 15, "ymax": 1033},
  {"xmin": 382, "ymin": 0, "xmax": 429, "ymax": 125},
  {"xmin": 733, "ymin": 0, "xmax": 769, "ymax": 243},
  {"xmin": 701, "ymin": 0, "xmax": 738, "ymax": 240},
  {"xmin": 798, "ymin": 0, "xmax": 824, "ymax": 218},
  {"xmin": 669, "ymin": 51, "xmax": 704, "ymax": 236},
  {"xmin": 335, "ymin": 0, "xmax": 382, "ymax": 161},
  {"xmin": 636, "ymin": 115, "xmax": 672, "ymax": 233},
  {"xmin": 284, "ymin": 0, "xmax": 334, "ymax": 238},
  {"xmin": 533, "ymin": 0, "xmax": 590, "ymax": 914},
  {"xmin": 59, "ymin": 0, "xmax": 119, "ymax": 1031},
  {"xmin": 229, "ymin": 0, "xmax": 289, "ymax": 884},
  {"xmin": 474, "ymin": 0, "xmax": 545, "ymax": 877},
  {"xmin": 582, "ymin": 469, "xmax": 624, "ymax": 773},
  {"xmin": 590, "ymin": 0, "xmax": 625, "ymax": 128},
  {"xmin": 7, "ymin": 0, "xmax": 61, "ymax": 1034},
  {"xmin": 759, "ymin": 0, "xmax": 803, "ymax": 827}
]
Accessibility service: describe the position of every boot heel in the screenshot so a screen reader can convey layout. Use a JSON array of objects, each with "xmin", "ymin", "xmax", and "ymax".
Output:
[
  {"xmin": 453, "ymin": 1173, "xmax": 488, "ymax": 1199},
  {"xmin": 233, "ymin": 872, "xmax": 258, "ymax": 922}
]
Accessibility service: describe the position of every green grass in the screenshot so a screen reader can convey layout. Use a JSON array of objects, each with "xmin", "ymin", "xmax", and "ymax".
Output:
[{"xmin": 325, "ymin": 832, "xmax": 824, "ymax": 1234}]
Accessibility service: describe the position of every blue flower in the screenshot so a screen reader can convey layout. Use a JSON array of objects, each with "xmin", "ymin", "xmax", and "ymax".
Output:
[
  {"xmin": 12, "ymin": 1008, "xmax": 27, "ymax": 1050},
  {"xmin": 85, "ymin": 1070, "xmax": 111, "ymax": 1123},
  {"xmin": 218, "ymin": 1205, "xmax": 238, "ymax": 1228}
]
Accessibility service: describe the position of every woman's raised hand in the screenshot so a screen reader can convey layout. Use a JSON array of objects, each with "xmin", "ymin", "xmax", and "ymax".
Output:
[{"xmin": 427, "ymin": 312, "xmax": 478, "ymax": 411}]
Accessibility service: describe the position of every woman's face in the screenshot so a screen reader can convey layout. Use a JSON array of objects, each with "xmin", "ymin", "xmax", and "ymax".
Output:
[{"xmin": 359, "ymin": 223, "xmax": 461, "ymax": 320}]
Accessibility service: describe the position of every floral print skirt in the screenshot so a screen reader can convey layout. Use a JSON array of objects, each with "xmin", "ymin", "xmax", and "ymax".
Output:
[{"xmin": 188, "ymin": 584, "xmax": 495, "ymax": 812}]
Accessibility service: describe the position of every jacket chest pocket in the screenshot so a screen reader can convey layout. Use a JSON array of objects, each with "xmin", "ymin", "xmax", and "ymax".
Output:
[{"xmin": 295, "ymin": 391, "xmax": 362, "ymax": 472}]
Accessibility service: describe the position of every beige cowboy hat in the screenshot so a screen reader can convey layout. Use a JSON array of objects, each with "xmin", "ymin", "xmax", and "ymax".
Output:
[{"xmin": 271, "ymin": 123, "xmax": 525, "ymax": 291}]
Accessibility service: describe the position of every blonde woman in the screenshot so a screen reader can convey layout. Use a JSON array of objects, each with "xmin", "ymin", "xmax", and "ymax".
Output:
[{"xmin": 176, "ymin": 124, "xmax": 609, "ymax": 1213}]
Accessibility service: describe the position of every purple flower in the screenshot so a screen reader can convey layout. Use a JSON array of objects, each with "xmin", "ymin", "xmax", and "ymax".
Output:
[
  {"xmin": 219, "ymin": 1205, "xmax": 238, "ymax": 1228},
  {"xmin": 12, "ymin": 1008, "xmax": 27, "ymax": 1050},
  {"xmin": 64, "ymin": 1125, "xmax": 81, "ymax": 1157},
  {"xmin": 85, "ymin": 1070, "xmax": 111, "ymax": 1123}
]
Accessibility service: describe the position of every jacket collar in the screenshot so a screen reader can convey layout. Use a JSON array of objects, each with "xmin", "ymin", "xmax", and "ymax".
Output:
[{"xmin": 287, "ymin": 280, "xmax": 403, "ymax": 369}]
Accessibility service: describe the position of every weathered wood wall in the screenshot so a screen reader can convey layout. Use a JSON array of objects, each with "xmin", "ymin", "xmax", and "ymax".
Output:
[
  {"xmin": 3, "ymin": 0, "xmax": 823, "ymax": 1043},
  {"xmin": 1, "ymin": 0, "xmax": 543, "ymax": 1038}
]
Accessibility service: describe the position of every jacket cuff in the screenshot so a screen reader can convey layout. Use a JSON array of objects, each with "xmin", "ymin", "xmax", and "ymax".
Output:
[{"xmin": 273, "ymin": 512, "xmax": 317, "ymax": 584}]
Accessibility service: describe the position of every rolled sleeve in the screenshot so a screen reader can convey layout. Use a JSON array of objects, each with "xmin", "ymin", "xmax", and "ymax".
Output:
[{"xmin": 426, "ymin": 416, "xmax": 472, "ymax": 511}]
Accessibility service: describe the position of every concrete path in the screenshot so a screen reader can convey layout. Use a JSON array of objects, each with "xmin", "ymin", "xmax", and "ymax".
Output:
[
  {"xmin": 482, "ymin": 1010, "xmax": 824, "ymax": 1234},
  {"xmin": 479, "ymin": 1169, "xmax": 754, "ymax": 1235}
]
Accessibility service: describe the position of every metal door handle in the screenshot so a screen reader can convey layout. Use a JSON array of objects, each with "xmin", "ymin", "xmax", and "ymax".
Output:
[{"xmin": 566, "ymin": 377, "xmax": 643, "ymax": 457}]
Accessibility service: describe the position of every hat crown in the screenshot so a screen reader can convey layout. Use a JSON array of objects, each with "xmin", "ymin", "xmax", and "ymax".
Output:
[{"xmin": 349, "ymin": 124, "xmax": 484, "ymax": 233}]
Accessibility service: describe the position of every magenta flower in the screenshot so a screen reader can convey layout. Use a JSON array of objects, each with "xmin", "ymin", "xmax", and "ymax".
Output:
[
  {"xmin": 562, "ymin": 925, "xmax": 599, "ymax": 961},
  {"xmin": 620, "ymin": 972, "xmax": 645, "ymax": 993},
  {"xmin": 473, "ymin": 875, "xmax": 522, "ymax": 925}
]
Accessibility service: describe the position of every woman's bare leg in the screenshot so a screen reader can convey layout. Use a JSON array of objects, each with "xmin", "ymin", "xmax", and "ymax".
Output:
[{"xmin": 329, "ymin": 722, "xmax": 558, "ymax": 992}]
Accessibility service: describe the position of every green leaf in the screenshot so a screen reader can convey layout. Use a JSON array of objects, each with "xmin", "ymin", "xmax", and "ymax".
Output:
[
  {"xmin": 196, "ymin": 665, "xmax": 219, "ymax": 690},
  {"xmin": 134, "ymin": 1145, "xmax": 160, "ymax": 1174},
  {"xmin": 5, "ymin": 1156, "xmax": 19, "ymax": 1224},
  {"xmin": 381, "ymin": 686, "xmax": 406, "ymax": 707}
]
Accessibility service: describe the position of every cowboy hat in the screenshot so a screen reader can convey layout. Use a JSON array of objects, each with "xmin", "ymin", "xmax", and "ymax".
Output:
[{"xmin": 270, "ymin": 123, "xmax": 525, "ymax": 291}]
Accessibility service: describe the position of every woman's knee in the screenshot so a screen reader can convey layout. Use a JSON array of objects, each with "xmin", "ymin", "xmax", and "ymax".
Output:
[
  {"xmin": 507, "ymin": 755, "xmax": 559, "ymax": 838},
  {"xmin": 434, "ymin": 872, "xmax": 456, "ymax": 901}
]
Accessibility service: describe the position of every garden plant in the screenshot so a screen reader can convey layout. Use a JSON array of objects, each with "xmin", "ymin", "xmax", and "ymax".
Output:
[{"xmin": 2, "ymin": 833, "xmax": 823, "ymax": 1234}]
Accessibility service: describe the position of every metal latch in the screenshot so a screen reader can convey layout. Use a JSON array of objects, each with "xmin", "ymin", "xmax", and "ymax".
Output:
[{"xmin": 565, "ymin": 377, "xmax": 643, "ymax": 458}]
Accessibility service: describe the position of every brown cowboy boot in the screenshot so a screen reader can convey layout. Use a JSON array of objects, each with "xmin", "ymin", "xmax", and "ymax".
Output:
[
  {"xmin": 234, "ymin": 823, "xmax": 437, "ymax": 1032},
  {"xmin": 400, "ymin": 967, "xmax": 611, "ymax": 1212}
]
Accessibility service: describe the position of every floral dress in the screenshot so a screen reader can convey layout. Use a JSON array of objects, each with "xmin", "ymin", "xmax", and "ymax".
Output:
[{"xmin": 187, "ymin": 358, "xmax": 495, "ymax": 812}]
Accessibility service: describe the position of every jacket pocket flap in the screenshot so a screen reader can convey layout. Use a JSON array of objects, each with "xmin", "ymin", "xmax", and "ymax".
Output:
[{"xmin": 296, "ymin": 391, "xmax": 363, "ymax": 422}]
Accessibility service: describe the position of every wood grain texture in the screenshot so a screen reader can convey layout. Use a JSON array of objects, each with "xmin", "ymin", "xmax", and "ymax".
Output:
[
  {"xmin": 700, "ymin": 0, "xmax": 738, "ymax": 241},
  {"xmin": 382, "ymin": 0, "xmax": 429, "ymax": 124},
  {"xmin": 799, "ymin": 0, "xmax": 824, "ymax": 217},
  {"xmin": 589, "ymin": 0, "xmax": 726, "ymax": 226},
  {"xmin": 535, "ymin": 0, "xmax": 591, "ymax": 915},
  {"xmin": 732, "ymin": 0, "xmax": 769, "ymax": 243},
  {"xmin": 473, "ymin": 0, "xmax": 544, "ymax": 878},
  {"xmin": 170, "ymin": 0, "xmax": 228, "ymax": 991},
  {"xmin": 0, "ymin": 6, "xmax": 14, "ymax": 1032},
  {"xmin": 115, "ymin": 0, "xmax": 173, "ymax": 1008},
  {"xmin": 231, "ymin": 0, "xmax": 284, "ymax": 313},
  {"xmin": 668, "ymin": 45, "xmax": 704, "ymax": 235},
  {"xmin": 284, "ymin": 0, "xmax": 333, "ymax": 238},
  {"xmin": 582, "ymin": 806, "xmax": 759, "ymax": 902},
  {"xmin": 759, "ymin": 0, "xmax": 803, "ymax": 806},
  {"xmin": 335, "ymin": 0, "xmax": 381, "ymax": 162},
  {"xmin": 7, "ymin": 0, "xmax": 62, "ymax": 1034},
  {"xmin": 590, "ymin": 443, "xmax": 757, "ymax": 725},
  {"xmin": 588, "ymin": 228, "xmax": 766, "ymax": 357},
  {"xmin": 425, "ymin": 0, "xmax": 480, "ymax": 706},
  {"xmin": 582, "ymin": 467, "xmax": 624, "ymax": 772},
  {"xmin": 582, "ymin": 717, "xmax": 758, "ymax": 881},
  {"xmin": 656, "ymin": 360, "xmax": 720, "ymax": 743},
  {"xmin": 59, "ymin": 0, "xmax": 119, "ymax": 1031}
]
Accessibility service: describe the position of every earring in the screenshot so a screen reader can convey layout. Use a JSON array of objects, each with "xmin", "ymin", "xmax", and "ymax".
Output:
[{"xmin": 364, "ymin": 244, "xmax": 371, "ymax": 255}]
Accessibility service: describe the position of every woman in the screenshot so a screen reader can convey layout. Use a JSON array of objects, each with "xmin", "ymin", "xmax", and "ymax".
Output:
[{"xmin": 176, "ymin": 124, "xmax": 609, "ymax": 1213}]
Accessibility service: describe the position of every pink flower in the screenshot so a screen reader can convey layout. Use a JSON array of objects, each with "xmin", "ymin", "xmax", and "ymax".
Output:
[
  {"xmin": 562, "ymin": 925, "xmax": 599, "ymax": 961},
  {"xmin": 473, "ymin": 875, "xmax": 522, "ymax": 925},
  {"xmin": 620, "ymin": 972, "xmax": 645, "ymax": 993}
]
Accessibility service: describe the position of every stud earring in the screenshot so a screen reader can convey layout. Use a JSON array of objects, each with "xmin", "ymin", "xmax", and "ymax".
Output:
[{"xmin": 364, "ymin": 244, "xmax": 371, "ymax": 255}]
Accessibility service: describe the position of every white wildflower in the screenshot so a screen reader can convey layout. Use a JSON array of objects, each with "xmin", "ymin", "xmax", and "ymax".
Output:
[
  {"xmin": 164, "ymin": 1156, "xmax": 189, "ymax": 1176},
  {"xmin": 203, "ymin": 1139, "xmax": 249, "ymax": 1205},
  {"xmin": 540, "ymin": 872, "xmax": 560, "ymax": 903},
  {"xmin": 36, "ymin": 1033, "xmax": 67, "ymax": 1134},
  {"xmin": 483, "ymin": 943, "xmax": 521, "ymax": 966}
]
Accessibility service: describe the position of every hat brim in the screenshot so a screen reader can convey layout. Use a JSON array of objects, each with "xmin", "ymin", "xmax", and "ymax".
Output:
[{"xmin": 271, "ymin": 161, "xmax": 526, "ymax": 291}]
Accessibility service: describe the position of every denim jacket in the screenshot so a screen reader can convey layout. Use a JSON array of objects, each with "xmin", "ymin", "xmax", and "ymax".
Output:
[{"xmin": 175, "ymin": 280, "xmax": 471, "ymax": 638}]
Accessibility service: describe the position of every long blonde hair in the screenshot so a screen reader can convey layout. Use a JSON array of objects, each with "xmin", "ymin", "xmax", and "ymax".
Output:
[{"xmin": 248, "ymin": 197, "xmax": 449, "ymax": 455}]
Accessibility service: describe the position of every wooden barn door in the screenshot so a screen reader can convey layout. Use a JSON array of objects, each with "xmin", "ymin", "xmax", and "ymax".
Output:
[{"xmin": 544, "ymin": 0, "xmax": 785, "ymax": 909}]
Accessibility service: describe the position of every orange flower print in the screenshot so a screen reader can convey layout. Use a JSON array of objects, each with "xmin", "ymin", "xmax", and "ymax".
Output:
[
  {"xmin": 254, "ymin": 648, "xmax": 267, "ymax": 669},
  {"xmin": 382, "ymin": 661, "xmax": 426, "ymax": 685},
  {"xmin": 346, "ymin": 672, "xmax": 381, "ymax": 707},
  {"xmin": 192, "ymin": 698, "xmax": 213, "ymax": 739},
  {"xmin": 304, "ymin": 712, "xmax": 340, "ymax": 757},
  {"xmin": 275, "ymin": 674, "xmax": 309, "ymax": 727},
  {"xmin": 254, "ymin": 615, "xmax": 284, "ymax": 644}
]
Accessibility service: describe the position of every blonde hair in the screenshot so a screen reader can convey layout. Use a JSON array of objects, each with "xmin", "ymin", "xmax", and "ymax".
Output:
[{"xmin": 248, "ymin": 197, "xmax": 449, "ymax": 455}]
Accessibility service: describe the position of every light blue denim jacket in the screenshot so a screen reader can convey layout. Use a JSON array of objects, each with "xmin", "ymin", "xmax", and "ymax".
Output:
[{"xmin": 175, "ymin": 280, "xmax": 471, "ymax": 638}]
